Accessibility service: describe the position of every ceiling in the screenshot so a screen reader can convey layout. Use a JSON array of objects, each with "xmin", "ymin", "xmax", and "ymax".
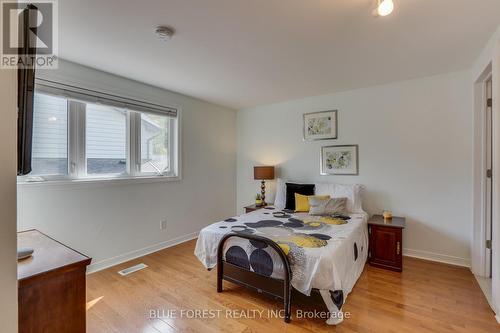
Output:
[{"xmin": 59, "ymin": 0, "xmax": 500, "ymax": 109}]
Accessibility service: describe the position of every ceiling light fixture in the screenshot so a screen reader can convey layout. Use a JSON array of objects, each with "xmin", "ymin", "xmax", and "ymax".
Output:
[
  {"xmin": 155, "ymin": 26, "xmax": 175, "ymax": 41},
  {"xmin": 377, "ymin": 0, "xmax": 394, "ymax": 16}
]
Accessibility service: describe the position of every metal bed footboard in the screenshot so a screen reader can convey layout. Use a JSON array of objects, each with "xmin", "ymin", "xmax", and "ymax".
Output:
[{"xmin": 216, "ymin": 233, "xmax": 292, "ymax": 323}]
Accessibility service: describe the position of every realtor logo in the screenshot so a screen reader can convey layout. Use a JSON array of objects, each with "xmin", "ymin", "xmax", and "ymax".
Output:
[{"xmin": 1, "ymin": 0, "xmax": 58, "ymax": 68}]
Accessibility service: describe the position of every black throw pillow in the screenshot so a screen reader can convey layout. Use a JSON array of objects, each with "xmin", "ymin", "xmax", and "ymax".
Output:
[{"xmin": 285, "ymin": 183, "xmax": 315, "ymax": 210}]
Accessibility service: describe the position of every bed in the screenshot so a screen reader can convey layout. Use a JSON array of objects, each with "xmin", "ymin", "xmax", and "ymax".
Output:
[{"xmin": 195, "ymin": 181, "xmax": 368, "ymax": 325}]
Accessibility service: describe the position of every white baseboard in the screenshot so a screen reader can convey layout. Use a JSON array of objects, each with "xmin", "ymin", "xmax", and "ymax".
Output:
[
  {"xmin": 496, "ymin": 315, "xmax": 500, "ymax": 324},
  {"xmin": 403, "ymin": 248, "xmax": 470, "ymax": 268},
  {"xmin": 86, "ymin": 231, "xmax": 199, "ymax": 274},
  {"xmin": 86, "ymin": 235, "xmax": 471, "ymax": 274}
]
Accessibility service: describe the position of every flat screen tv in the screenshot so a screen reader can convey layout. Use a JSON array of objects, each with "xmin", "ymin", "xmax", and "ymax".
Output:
[{"xmin": 17, "ymin": 5, "xmax": 38, "ymax": 175}]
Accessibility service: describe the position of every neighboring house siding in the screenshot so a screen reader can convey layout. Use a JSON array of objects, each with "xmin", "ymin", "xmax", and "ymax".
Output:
[
  {"xmin": 86, "ymin": 104, "xmax": 126, "ymax": 159},
  {"xmin": 141, "ymin": 118, "xmax": 166, "ymax": 160},
  {"xmin": 32, "ymin": 93, "xmax": 67, "ymax": 159}
]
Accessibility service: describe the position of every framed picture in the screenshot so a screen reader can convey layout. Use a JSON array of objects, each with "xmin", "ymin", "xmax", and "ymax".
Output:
[
  {"xmin": 320, "ymin": 145, "xmax": 359, "ymax": 175},
  {"xmin": 303, "ymin": 110, "xmax": 338, "ymax": 141}
]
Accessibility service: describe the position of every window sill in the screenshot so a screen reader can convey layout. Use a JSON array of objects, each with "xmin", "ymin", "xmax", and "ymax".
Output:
[{"xmin": 17, "ymin": 174, "xmax": 181, "ymax": 188}]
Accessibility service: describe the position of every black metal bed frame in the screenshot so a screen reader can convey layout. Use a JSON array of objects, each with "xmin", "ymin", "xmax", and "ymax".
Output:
[{"xmin": 217, "ymin": 233, "xmax": 292, "ymax": 323}]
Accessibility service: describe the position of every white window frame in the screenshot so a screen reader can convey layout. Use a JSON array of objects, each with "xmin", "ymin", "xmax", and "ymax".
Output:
[
  {"xmin": 18, "ymin": 86, "xmax": 181, "ymax": 186},
  {"xmin": 69, "ymin": 100, "xmax": 86, "ymax": 178}
]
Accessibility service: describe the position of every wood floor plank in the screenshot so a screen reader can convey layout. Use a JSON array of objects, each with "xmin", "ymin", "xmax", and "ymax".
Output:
[{"xmin": 86, "ymin": 240, "xmax": 499, "ymax": 333}]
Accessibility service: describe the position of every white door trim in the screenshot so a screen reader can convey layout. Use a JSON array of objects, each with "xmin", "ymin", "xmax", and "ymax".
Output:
[
  {"xmin": 472, "ymin": 25, "xmax": 500, "ymax": 319},
  {"xmin": 472, "ymin": 39, "xmax": 500, "ymax": 317},
  {"xmin": 472, "ymin": 65, "xmax": 492, "ymax": 278},
  {"xmin": 491, "ymin": 40, "xmax": 500, "ymax": 316},
  {"xmin": 485, "ymin": 77, "xmax": 493, "ymax": 278}
]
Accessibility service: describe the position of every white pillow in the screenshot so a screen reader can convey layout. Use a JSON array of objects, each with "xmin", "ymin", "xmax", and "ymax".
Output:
[
  {"xmin": 315, "ymin": 182, "xmax": 336, "ymax": 199},
  {"xmin": 273, "ymin": 178, "xmax": 287, "ymax": 209},
  {"xmin": 334, "ymin": 184, "xmax": 364, "ymax": 213},
  {"xmin": 314, "ymin": 182, "xmax": 364, "ymax": 213}
]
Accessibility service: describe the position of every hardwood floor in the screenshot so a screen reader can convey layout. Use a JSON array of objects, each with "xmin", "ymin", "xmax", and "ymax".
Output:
[{"xmin": 86, "ymin": 240, "xmax": 499, "ymax": 333}]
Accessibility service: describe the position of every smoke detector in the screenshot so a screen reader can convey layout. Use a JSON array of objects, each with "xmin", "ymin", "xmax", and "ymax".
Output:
[{"xmin": 155, "ymin": 26, "xmax": 175, "ymax": 41}]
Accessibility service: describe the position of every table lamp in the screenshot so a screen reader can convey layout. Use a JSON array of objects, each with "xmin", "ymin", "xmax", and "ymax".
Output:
[{"xmin": 254, "ymin": 166, "xmax": 275, "ymax": 206}]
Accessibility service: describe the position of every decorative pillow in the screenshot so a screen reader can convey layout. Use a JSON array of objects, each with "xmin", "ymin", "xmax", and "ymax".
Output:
[
  {"xmin": 274, "ymin": 178, "xmax": 287, "ymax": 209},
  {"xmin": 295, "ymin": 194, "xmax": 330, "ymax": 212},
  {"xmin": 285, "ymin": 183, "xmax": 315, "ymax": 210},
  {"xmin": 308, "ymin": 196, "xmax": 348, "ymax": 215}
]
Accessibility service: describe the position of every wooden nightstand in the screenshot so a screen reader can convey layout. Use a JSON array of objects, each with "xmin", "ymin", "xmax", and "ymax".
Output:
[
  {"xmin": 368, "ymin": 215, "xmax": 406, "ymax": 272},
  {"xmin": 244, "ymin": 204, "xmax": 264, "ymax": 213}
]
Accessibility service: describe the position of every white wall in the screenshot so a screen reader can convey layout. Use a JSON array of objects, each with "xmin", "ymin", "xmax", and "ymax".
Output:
[
  {"xmin": 237, "ymin": 71, "xmax": 473, "ymax": 267},
  {"xmin": 18, "ymin": 60, "xmax": 237, "ymax": 272},
  {"xmin": 0, "ymin": 69, "xmax": 18, "ymax": 332}
]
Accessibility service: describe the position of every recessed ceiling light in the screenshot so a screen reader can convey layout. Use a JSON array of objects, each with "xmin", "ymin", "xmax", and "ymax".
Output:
[
  {"xmin": 377, "ymin": 0, "xmax": 394, "ymax": 16},
  {"xmin": 155, "ymin": 26, "xmax": 175, "ymax": 41}
]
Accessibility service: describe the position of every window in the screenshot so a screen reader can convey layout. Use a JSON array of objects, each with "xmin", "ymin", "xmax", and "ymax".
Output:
[
  {"xmin": 31, "ymin": 93, "xmax": 68, "ymax": 176},
  {"xmin": 140, "ymin": 113, "xmax": 171, "ymax": 175},
  {"xmin": 20, "ymin": 88, "xmax": 179, "ymax": 183},
  {"xmin": 86, "ymin": 104, "xmax": 127, "ymax": 175}
]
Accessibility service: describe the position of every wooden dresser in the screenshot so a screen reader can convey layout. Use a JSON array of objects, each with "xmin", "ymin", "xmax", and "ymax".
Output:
[
  {"xmin": 368, "ymin": 215, "xmax": 406, "ymax": 272},
  {"xmin": 18, "ymin": 230, "xmax": 92, "ymax": 333}
]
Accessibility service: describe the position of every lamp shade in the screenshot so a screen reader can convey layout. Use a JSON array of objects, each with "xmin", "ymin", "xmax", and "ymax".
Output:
[{"xmin": 254, "ymin": 166, "xmax": 275, "ymax": 180}]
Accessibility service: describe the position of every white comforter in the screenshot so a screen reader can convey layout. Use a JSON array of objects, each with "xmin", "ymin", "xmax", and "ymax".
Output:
[{"xmin": 195, "ymin": 207, "xmax": 368, "ymax": 325}]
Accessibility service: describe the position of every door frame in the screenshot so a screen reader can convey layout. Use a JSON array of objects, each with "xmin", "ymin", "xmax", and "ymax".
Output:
[
  {"xmin": 492, "ymin": 46, "xmax": 500, "ymax": 319},
  {"xmin": 472, "ymin": 65, "xmax": 493, "ymax": 278},
  {"xmin": 472, "ymin": 36, "xmax": 500, "ymax": 319},
  {"xmin": 485, "ymin": 75, "xmax": 493, "ymax": 278}
]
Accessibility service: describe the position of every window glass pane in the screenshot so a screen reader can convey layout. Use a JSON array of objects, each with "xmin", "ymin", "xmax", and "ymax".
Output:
[
  {"xmin": 86, "ymin": 104, "xmax": 127, "ymax": 175},
  {"xmin": 31, "ymin": 93, "xmax": 68, "ymax": 175},
  {"xmin": 140, "ymin": 113, "xmax": 170, "ymax": 174}
]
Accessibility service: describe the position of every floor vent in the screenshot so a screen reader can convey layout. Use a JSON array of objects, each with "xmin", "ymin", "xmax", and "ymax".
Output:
[{"xmin": 118, "ymin": 263, "xmax": 148, "ymax": 276}]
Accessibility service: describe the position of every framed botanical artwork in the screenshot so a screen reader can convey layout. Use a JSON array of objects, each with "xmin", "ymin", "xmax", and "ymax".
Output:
[
  {"xmin": 303, "ymin": 110, "xmax": 338, "ymax": 141},
  {"xmin": 320, "ymin": 145, "xmax": 359, "ymax": 175}
]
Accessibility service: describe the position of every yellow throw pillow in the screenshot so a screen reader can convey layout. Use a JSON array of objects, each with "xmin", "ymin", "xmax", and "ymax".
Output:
[{"xmin": 294, "ymin": 194, "xmax": 330, "ymax": 212}]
